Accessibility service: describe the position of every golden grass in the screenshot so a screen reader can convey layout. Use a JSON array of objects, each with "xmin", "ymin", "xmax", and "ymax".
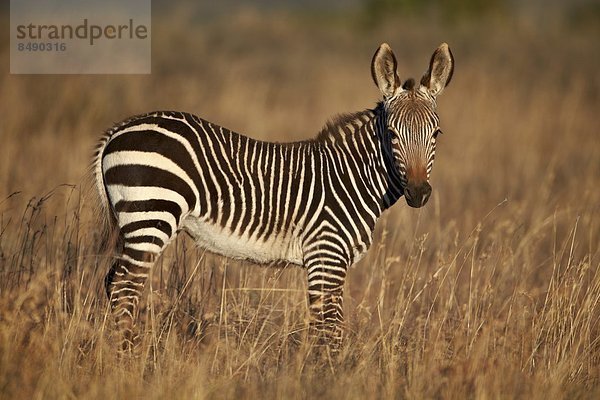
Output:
[{"xmin": 0, "ymin": 7, "xmax": 599, "ymax": 399}]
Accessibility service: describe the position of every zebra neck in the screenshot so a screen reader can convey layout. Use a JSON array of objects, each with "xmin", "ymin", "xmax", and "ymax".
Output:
[
  {"xmin": 377, "ymin": 107, "xmax": 405, "ymax": 210},
  {"xmin": 316, "ymin": 104, "xmax": 404, "ymax": 213}
]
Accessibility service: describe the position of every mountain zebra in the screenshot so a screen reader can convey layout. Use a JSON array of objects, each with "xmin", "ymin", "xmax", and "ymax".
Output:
[{"xmin": 94, "ymin": 43, "xmax": 454, "ymax": 352}]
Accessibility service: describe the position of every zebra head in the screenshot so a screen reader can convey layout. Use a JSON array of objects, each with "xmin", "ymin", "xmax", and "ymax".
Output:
[{"xmin": 371, "ymin": 43, "xmax": 454, "ymax": 208}]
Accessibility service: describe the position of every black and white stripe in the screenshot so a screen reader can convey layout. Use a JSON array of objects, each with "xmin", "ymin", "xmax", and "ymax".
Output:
[{"xmin": 96, "ymin": 43, "xmax": 454, "ymax": 351}]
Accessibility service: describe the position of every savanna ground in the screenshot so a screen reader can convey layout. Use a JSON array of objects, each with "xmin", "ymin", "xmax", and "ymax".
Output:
[{"xmin": 1, "ymin": 2, "xmax": 599, "ymax": 398}]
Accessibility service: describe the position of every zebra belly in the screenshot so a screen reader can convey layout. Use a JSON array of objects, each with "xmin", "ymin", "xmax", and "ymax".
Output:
[{"xmin": 182, "ymin": 217, "xmax": 304, "ymax": 266}]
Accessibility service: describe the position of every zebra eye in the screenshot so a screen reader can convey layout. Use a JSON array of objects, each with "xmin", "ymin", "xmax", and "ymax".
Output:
[
  {"xmin": 388, "ymin": 128, "xmax": 400, "ymax": 144},
  {"xmin": 433, "ymin": 129, "xmax": 442, "ymax": 139}
]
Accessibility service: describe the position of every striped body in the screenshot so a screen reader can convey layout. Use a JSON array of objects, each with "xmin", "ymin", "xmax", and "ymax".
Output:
[
  {"xmin": 99, "ymin": 109, "xmax": 395, "ymax": 265},
  {"xmin": 96, "ymin": 43, "xmax": 454, "ymax": 352}
]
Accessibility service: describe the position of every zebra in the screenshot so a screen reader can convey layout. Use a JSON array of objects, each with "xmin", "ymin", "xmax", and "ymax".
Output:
[{"xmin": 93, "ymin": 43, "xmax": 454, "ymax": 352}]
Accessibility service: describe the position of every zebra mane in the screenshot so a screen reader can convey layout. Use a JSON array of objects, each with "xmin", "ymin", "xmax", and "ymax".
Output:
[{"xmin": 315, "ymin": 103, "xmax": 384, "ymax": 143}]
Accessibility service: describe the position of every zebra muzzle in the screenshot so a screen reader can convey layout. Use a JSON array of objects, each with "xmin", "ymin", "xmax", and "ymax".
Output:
[{"xmin": 404, "ymin": 181, "xmax": 432, "ymax": 208}]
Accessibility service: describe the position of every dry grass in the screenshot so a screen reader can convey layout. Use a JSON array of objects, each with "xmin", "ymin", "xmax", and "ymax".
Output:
[{"xmin": 0, "ymin": 5, "xmax": 599, "ymax": 399}]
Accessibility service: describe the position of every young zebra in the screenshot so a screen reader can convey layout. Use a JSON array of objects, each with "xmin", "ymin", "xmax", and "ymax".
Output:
[{"xmin": 94, "ymin": 43, "xmax": 454, "ymax": 352}]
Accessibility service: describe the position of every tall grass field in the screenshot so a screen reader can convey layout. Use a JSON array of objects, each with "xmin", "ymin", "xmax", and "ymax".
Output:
[{"xmin": 0, "ymin": 4, "xmax": 599, "ymax": 399}]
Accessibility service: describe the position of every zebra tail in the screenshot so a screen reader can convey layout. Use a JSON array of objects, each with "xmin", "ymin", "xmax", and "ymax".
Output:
[{"xmin": 88, "ymin": 129, "xmax": 118, "ymax": 257}]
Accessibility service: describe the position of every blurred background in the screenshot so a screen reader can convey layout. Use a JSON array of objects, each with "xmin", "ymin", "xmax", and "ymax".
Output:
[
  {"xmin": 0, "ymin": 0, "xmax": 598, "ymax": 210},
  {"xmin": 0, "ymin": 1, "xmax": 599, "ymax": 397}
]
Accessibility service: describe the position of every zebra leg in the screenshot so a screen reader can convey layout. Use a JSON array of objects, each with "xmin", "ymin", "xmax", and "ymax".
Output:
[
  {"xmin": 105, "ymin": 234, "xmax": 169, "ymax": 352},
  {"xmin": 305, "ymin": 256, "xmax": 347, "ymax": 353}
]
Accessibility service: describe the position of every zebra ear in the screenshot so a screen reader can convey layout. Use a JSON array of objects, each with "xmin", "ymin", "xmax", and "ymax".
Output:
[
  {"xmin": 371, "ymin": 43, "xmax": 401, "ymax": 99},
  {"xmin": 421, "ymin": 43, "xmax": 454, "ymax": 97}
]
